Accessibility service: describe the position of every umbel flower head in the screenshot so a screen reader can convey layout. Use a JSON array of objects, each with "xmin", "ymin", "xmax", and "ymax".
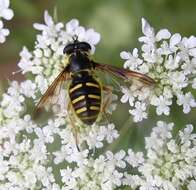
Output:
[
  {"xmin": 0, "ymin": 11, "xmax": 120, "ymax": 189},
  {"xmin": 0, "ymin": 0, "xmax": 13, "ymax": 43},
  {"xmin": 124, "ymin": 121, "xmax": 196, "ymax": 190},
  {"xmin": 120, "ymin": 18, "xmax": 196, "ymax": 122},
  {"xmin": 0, "ymin": 10, "xmax": 196, "ymax": 190}
]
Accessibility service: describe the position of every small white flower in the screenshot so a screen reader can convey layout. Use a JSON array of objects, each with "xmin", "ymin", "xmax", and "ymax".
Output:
[
  {"xmin": 125, "ymin": 149, "xmax": 144, "ymax": 167},
  {"xmin": 120, "ymin": 86, "xmax": 135, "ymax": 106},
  {"xmin": 151, "ymin": 95, "xmax": 172, "ymax": 115},
  {"xmin": 35, "ymin": 75, "xmax": 48, "ymax": 94},
  {"xmin": 177, "ymin": 92, "xmax": 196, "ymax": 113},
  {"xmin": 1, "ymin": 81, "xmax": 25, "ymax": 118},
  {"xmin": 18, "ymin": 47, "xmax": 34, "ymax": 73},
  {"xmin": 167, "ymin": 139, "xmax": 178, "ymax": 153},
  {"xmin": 129, "ymin": 101, "xmax": 147, "ymax": 122},
  {"xmin": 179, "ymin": 36, "xmax": 196, "ymax": 60},
  {"xmin": 0, "ymin": 20, "xmax": 9, "ymax": 43},
  {"xmin": 81, "ymin": 123, "xmax": 119, "ymax": 149},
  {"xmin": 34, "ymin": 10, "xmax": 63, "ymax": 37},
  {"xmin": 169, "ymin": 33, "xmax": 181, "ymax": 50},
  {"xmin": 164, "ymin": 54, "xmax": 180, "ymax": 70},
  {"xmin": 0, "ymin": 0, "xmax": 13, "ymax": 43},
  {"xmin": 120, "ymin": 48, "xmax": 143, "ymax": 70},
  {"xmin": 104, "ymin": 124, "xmax": 119, "ymax": 143},
  {"xmin": 60, "ymin": 167, "xmax": 77, "ymax": 188},
  {"xmin": 85, "ymin": 127, "xmax": 105, "ymax": 149},
  {"xmin": 179, "ymin": 124, "xmax": 194, "ymax": 144},
  {"xmin": 0, "ymin": 0, "xmax": 13, "ymax": 20},
  {"xmin": 20, "ymin": 80, "xmax": 37, "ymax": 99},
  {"xmin": 170, "ymin": 71, "xmax": 188, "ymax": 90}
]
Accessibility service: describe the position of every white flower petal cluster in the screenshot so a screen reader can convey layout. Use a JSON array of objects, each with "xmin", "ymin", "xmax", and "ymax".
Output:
[
  {"xmin": 79, "ymin": 123, "xmax": 119, "ymax": 149},
  {"xmin": 0, "ymin": 11, "xmax": 121, "ymax": 189},
  {"xmin": 1, "ymin": 10, "xmax": 196, "ymax": 190},
  {"xmin": 121, "ymin": 18, "xmax": 196, "ymax": 122},
  {"xmin": 0, "ymin": 0, "xmax": 13, "ymax": 43},
  {"xmin": 60, "ymin": 150, "xmax": 126, "ymax": 190},
  {"xmin": 123, "ymin": 121, "xmax": 196, "ymax": 190},
  {"xmin": 0, "ymin": 79, "xmax": 121, "ymax": 189},
  {"xmin": 0, "ymin": 82, "xmax": 56, "ymax": 189}
]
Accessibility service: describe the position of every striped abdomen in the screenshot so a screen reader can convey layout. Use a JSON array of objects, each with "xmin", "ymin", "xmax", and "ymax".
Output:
[{"xmin": 69, "ymin": 73, "xmax": 101, "ymax": 125}]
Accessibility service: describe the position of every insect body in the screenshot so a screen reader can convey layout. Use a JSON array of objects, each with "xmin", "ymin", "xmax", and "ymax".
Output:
[
  {"xmin": 65, "ymin": 42, "xmax": 102, "ymax": 125},
  {"xmin": 35, "ymin": 39, "xmax": 155, "ymax": 127}
]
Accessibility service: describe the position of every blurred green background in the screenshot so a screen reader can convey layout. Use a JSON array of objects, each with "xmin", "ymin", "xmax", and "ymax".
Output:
[{"xmin": 0, "ymin": 0, "xmax": 196, "ymax": 151}]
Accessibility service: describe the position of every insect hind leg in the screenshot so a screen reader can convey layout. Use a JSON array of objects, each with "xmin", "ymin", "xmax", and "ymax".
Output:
[
  {"xmin": 67, "ymin": 102, "xmax": 80, "ymax": 151},
  {"xmin": 102, "ymin": 85, "xmax": 113, "ymax": 112}
]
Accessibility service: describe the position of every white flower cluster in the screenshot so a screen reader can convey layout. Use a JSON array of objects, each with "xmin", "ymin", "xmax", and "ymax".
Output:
[
  {"xmin": 124, "ymin": 121, "xmax": 196, "ymax": 190},
  {"xmin": 0, "ymin": 10, "xmax": 196, "ymax": 190},
  {"xmin": 0, "ymin": 79, "xmax": 120, "ymax": 189},
  {"xmin": 59, "ymin": 150, "xmax": 126, "ymax": 190},
  {"xmin": 121, "ymin": 18, "xmax": 196, "ymax": 122},
  {"xmin": 0, "ymin": 11, "xmax": 120, "ymax": 189},
  {"xmin": 0, "ymin": 0, "xmax": 13, "ymax": 43},
  {"xmin": 1, "ymin": 87, "xmax": 195, "ymax": 190}
]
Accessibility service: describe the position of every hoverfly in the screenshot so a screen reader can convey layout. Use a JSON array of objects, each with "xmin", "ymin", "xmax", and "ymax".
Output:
[{"xmin": 35, "ymin": 37, "xmax": 155, "ymax": 143}]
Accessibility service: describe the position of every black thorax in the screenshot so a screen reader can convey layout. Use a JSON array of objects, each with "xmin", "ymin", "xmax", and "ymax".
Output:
[{"xmin": 67, "ymin": 51, "xmax": 93, "ymax": 74}]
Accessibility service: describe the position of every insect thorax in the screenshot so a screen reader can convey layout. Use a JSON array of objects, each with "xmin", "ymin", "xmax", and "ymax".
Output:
[{"xmin": 68, "ymin": 51, "xmax": 93, "ymax": 73}]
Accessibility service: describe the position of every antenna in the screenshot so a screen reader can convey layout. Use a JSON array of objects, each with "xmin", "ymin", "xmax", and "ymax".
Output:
[{"xmin": 72, "ymin": 35, "xmax": 78, "ymax": 42}]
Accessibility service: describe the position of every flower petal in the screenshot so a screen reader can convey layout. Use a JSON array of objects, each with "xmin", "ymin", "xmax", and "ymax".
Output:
[
  {"xmin": 85, "ymin": 29, "xmax": 101, "ymax": 45},
  {"xmin": 186, "ymin": 36, "xmax": 196, "ymax": 49},
  {"xmin": 66, "ymin": 19, "xmax": 79, "ymax": 34},
  {"xmin": 156, "ymin": 29, "xmax": 171, "ymax": 41},
  {"xmin": 1, "ymin": 8, "xmax": 14, "ymax": 20},
  {"xmin": 44, "ymin": 10, "xmax": 53, "ymax": 26},
  {"xmin": 170, "ymin": 33, "xmax": 181, "ymax": 47},
  {"xmin": 120, "ymin": 51, "xmax": 131, "ymax": 60},
  {"xmin": 189, "ymin": 48, "xmax": 196, "ymax": 57},
  {"xmin": 141, "ymin": 18, "xmax": 154, "ymax": 37}
]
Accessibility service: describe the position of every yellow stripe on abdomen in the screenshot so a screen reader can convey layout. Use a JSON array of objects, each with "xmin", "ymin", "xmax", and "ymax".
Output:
[
  {"xmin": 76, "ymin": 107, "xmax": 87, "ymax": 114},
  {"xmin": 89, "ymin": 106, "xmax": 100, "ymax": 111},
  {"xmin": 70, "ymin": 83, "xmax": 83, "ymax": 93},
  {"xmin": 88, "ymin": 94, "xmax": 101, "ymax": 100},
  {"xmin": 72, "ymin": 95, "xmax": 85, "ymax": 104},
  {"xmin": 86, "ymin": 82, "xmax": 100, "ymax": 88}
]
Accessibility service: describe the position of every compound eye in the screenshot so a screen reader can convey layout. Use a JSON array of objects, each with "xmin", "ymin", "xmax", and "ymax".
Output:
[
  {"xmin": 63, "ymin": 44, "xmax": 75, "ymax": 54},
  {"xmin": 78, "ymin": 42, "xmax": 91, "ymax": 52},
  {"xmin": 63, "ymin": 42, "xmax": 91, "ymax": 54}
]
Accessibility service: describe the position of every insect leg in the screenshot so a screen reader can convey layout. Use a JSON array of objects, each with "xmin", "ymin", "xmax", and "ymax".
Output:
[
  {"xmin": 67, "ymin": 102, "xmax": 80, "ymax": 151},
  {"xmin": 102, "ymin": 85, "xmax": 113, "ymax": 113}
]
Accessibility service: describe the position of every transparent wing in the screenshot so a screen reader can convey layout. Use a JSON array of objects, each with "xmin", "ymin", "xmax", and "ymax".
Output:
[
  {"xmin": 34, "ymin": 69, "xmax": 70, "ymax": 118},
  {"xmin": 92, "ymin": 61, "xmax": 155, "ymax": 86}
]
